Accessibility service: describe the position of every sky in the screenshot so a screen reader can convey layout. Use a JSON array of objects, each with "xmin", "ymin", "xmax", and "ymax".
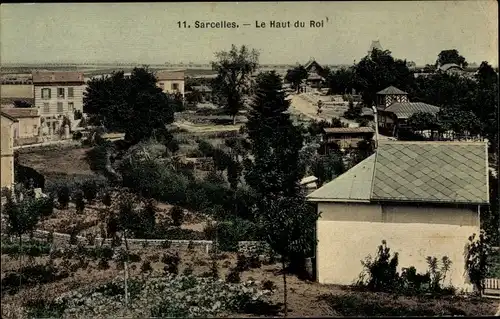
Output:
[{"xmin": 1, "ymin": 1, "xmax": 498, "ymax": 66}]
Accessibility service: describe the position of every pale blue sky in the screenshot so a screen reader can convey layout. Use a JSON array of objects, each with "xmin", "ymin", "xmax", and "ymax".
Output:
[{"xmin": 1, "ymin": 1, "xmax": 498, "ymax": 66}]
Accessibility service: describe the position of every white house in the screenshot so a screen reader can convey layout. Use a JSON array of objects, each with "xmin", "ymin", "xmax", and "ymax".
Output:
[
  {"xmin": 32, "ymin": 71, "xmax": 85, "ymax": 135},
  {"xmin": 307, "ymin": 140, "xmax": 489, "ymax": 291},
  {"xmin": 156, "ymin": 69, "xmax": 185, "ymax": 99}
]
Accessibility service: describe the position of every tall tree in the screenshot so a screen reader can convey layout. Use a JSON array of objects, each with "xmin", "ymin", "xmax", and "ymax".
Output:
[
  {"xmin": 211, "ymin": 45, "xmax": 259, "ymax": 124},
  {"xmin": 285, "ymin": 65, "xmax": 308, "ymax": 93},
  {"xmin": 435, "ymin": 49, "xmax": 468, "ymax": 68},
  {"xmin": 245, "ymin": 71, "xmax": 318, "ymax": 317},
  {"xmin": 83, "ymin": 67, "xmax": 175, "ymax": 144},
  {"xmin": 354, "ymin": 49, "xmax": 413, "ymax": 107}
]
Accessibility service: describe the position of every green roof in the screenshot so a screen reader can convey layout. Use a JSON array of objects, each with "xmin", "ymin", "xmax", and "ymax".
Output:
[
  {"xmin": 384, "ymin": 102, "xmax": 440, "ymax": 119},
  {"xmin": 307, "ymin": 141, "xmax": 489, "ymax": 205}
]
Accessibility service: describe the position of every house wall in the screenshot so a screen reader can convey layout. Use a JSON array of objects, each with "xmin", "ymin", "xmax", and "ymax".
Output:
[
  {"xmin": 157, "ymin": 80, "xmax": 185, "ymax": 97},
  {"xmin": 34, "ymin": 84, "xmax": 85, "ymax": 117},
  {"xmin": 316, "ymin": 202, "xmax": 479, "ymax": 291},
  {"xmin": 13, "ymin": 117, "xmax": 41, "ymax": 139},
  {"xmin": 1, "ymin": 116, "xmax": 15, "ymax": 189}
]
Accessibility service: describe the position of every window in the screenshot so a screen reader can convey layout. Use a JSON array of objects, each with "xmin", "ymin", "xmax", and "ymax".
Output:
[
  {"xmin": 57, "ymin": 88, "xmax": 65, "ymax": 98},
  {"xmin": 57, "ymin": 102, "xmax": 64, "ymax": 113},
  {"xmin": 68, "ymin": 102, "xmax": 74, "ymax": 112},
  {"xmin": 67, "ymin": 87, "xmax": 74, "ymax": 98},
  {"xmin": 43, "ymin": 103, "xmax": 50, "ymax": 113},
  {"xmin": 41, "ymin": 88, "xmax": 51, "ymax": 99},
  {"xmin": 172, "ymin": 83, "xmax": 179, "ymax": 91}
]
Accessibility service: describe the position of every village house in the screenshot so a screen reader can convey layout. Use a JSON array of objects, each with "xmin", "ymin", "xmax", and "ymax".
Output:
[
  {"xmin": 322, "ymin": 127, "xmax": 375, "ymax": 152},
  {"xmin": 32, "ymin": 71, "xmax": 85, "ymax": 136},
  {"xmin": 376, "ymin": 86, "xmax": 440, "ymax": 136},
  {"xmin": 0, "ymin": 107, "xmax": 41, "ymax": 146},
  {"xmin": 1, "ymin": 112, "xmax": 18, "ymax": 190},
  {"xmin": 307, "ymin": 140, "xmax": 489, "ymax": 291},
  {"xmin": 304, "ymin": 59, "xmax": 326, "ymax": 89},
  {"xmin": 156, "ymin": 70, "xmax": 185, "ymax": 99}
]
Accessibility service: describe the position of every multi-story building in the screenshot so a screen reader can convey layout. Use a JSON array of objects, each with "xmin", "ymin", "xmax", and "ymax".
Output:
[
  {"xmin": 1, "ymin": 112, "xmax": 17, "ymax": 190},
  {"xmin": 156, "ymin": 69, "xmax": 185, "ymax": 99},
  {"xmin": 32, "ymin": 71, "xmax": 85, "ymax": 135}
]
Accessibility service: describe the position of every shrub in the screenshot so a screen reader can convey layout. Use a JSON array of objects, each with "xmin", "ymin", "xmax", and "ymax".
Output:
[
  {"xmin": 465, "ymin": 231, "xmax": 493, "ymax": 293},
  {"xmin": 73, "ymin": 190, "xmax": 85, "ymax": 213},
  {"xmin": 101, "ymin": 190, "xmax": 112, "ymax": 207},
  {"xmin": 262, "ymin": 280, "xmax": 277, "ymax": 292},
  {"xmin": 57, "ymin": 185, "xmax": 71, "ymax": 208},
  {"xmin": 81, "ymin": 179, "xmax": 101, "ymax": 203},
  {"xmin": 141, "ymin": 261, "xmax": 153, "ymax": 273},
  {"xmin": 236, "ymin": 254, "xmax": 250, "ymax": 272},
  {"xmin": 358, "ymin": 240, "xmax": 399, "ymax": 292},
  {"xmin": 25, "ymin": 298, "xmax": 67, "ymax": 319},
  {"xmin": 72, "ymin": 131, "xmax": 83, "ymax": 141},
  {"xmin": 160, "ymin": 240, "xmax": 171, "ymax": 249},
  {"xmin": 226, "ymin": 268, "xmax": 241, "ymax": 283},
  {"xmin": 170, "ymin": 206, "xmax": 185, "ymax": 227},
  {"xmin": 209, "ymin": 259, "xmax": 219, "ymax": 279},
  {"xmin": 97, "ymin": 258, "xmax": 110, "ymax": 270},
  {"xmin": 161, "ymin": 252, "xmax": 180, "ymax": 275},
  {"xmin": 182, "ymin": 264, "xmax": 194, "ymax": 276}
]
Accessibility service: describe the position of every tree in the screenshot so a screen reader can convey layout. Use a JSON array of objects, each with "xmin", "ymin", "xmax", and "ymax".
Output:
[
  {"xmin": 4, "ymin": 190, "xmax": 42, "ymax": 287},
  {"xmin": 407, "ymin": 111, "xmax": 440, "ymax": 138},
  {"xmin": 436, "ymin": 49, "xmax": 468, "ymax": 68},
  {"xmin": 83, "ymin": 67, "xmax": 176, "ymax": 144},
  {"xmin": 285, "ymin": 65, "xmax": 308, "ymax": 93},
  {"xmin": 354, "ymin": 49, "xmax": 413, "ymax": 107},
  {"xmin": 476, "ymin": 61, "xmax": 498, "ymax": 87},
  {"xmin": 326, "ymin": 67, "xmax": 357, "ymax": 95},
  {"xmin": 13, "ymin": 100, "xmax": 32, "ymax": 108},
  {"xmin": 245, "ymin": 71, "xmax": 319, "ymax": 317},
  {"xmin": 211, "ymin": 45, "xmax": 259, "ymax": 124},
  {"xmin": 310, "ymin": 152, "xmax": 345, "ymax": 187}
]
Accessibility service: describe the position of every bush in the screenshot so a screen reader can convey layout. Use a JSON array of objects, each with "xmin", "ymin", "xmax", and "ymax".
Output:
[
  {"xmin": 170, "ymin": 206, "xmax": 185, "ymax": 227},
  {"xmin": 358, "ymin": 240, "xmax": 400, "ymax": 292},
  {"xmin": 161, "ymin": 252, "xmax": 180, "ymax": 275},
  {"xmin": 57, "ymin": 185, "xmax": 71, "ymax": 208},
  {"xmin": 25, "ymin": 298, "xmax": 67, "ymax": 319},
  {"xmin": 97, "ymin": 258, "xmax": 110, "ymax": 270},
  {"xmin": 80, "ymin": 179, "xmax": 101, "ymax": 203},
  {"xmin": 182, "ymin": 264, "xmax": 194, "ymax": 276},
  {"xmin": 73, "ymin": 190, "xmax": 85, "ymax": 213},
  {"xmin": 141, "ymin": 261, "xmax": 153, "ymax": 273},
  {"xmin": 236, "ymin": 254, "xmax": 250, "ymax": 271},
  {"xmin": 226, "ymin": 268, "xmax": 241, "ymax": 283},
  {"xmin": 262, "ymin": 280, "xmax": 277, "ymax": 291}
]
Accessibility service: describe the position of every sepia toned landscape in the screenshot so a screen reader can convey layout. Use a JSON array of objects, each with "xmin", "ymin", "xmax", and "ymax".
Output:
[{"xmin": 1, "ymin": 2, "xmax": 499, "ymax": 318}]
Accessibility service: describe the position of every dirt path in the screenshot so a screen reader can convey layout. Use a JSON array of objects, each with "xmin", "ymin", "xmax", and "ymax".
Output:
[{"xmin": 289, "ymin": 94, "xmax": 358, "ymax": 127}]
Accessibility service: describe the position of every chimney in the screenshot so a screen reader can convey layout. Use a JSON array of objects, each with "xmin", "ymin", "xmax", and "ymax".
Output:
[{"xmin": 372, "ymin": 105, "xmax": 380, "ymax": 149}]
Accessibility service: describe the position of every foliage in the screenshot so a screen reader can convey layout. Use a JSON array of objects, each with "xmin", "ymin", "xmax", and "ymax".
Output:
[
  {"xmin": 73, "ymin": 189, "xmax": 85, "ymax": 214},
  {"xmin": 464, "ymin": 231, "xmax": 493, "ymax": 293},
  {"xmin": 285, "ymin": 65, "xmax": 308, "ymax": 93},
  {"xmin": 13, "ymin": 99, "xmax": 32, "ymax": 108},
  {"xmin": 359, "ymin": 240, "xmax": 400, "ymax": 292},
  {"xmin": 343, "ymin": 101, "xmax": 362, "ymax": 120},
  {"xmin": 326, "ymin": 67, "xmax": 357, "ymax": 95},
  {"xmin": 83, "ymin": 67, "xmax": 175, "ymax": 144},
  {"xmin": 162, "ymin": 252, "xmax": 181, "ymax": 275},
  {"xmin": 2, "ymin": 264, "xmax": 69, "ymax": 296},
  {"xmin": 24, "ymin": 298, "xmax": 67, "ymax": 319},
  {"xmin": 56, "ymin": 184, "xmax": 71, "ymax": 208},
  {"xmin": 169, "ymin": 206, "xmax": 185, "ymax": 227},
  {"xmin": 211, "ymin": 44, "xmax": 259, "ymax": 123},
  {"xmin": 426, "ymin": 256, "xmax": 452, "ymax": 292},
  {"xmin": 1, "ymin": 239, "xmax": 51, "ymax": 257},
  {"xmin": 310, "ymin": 152, "xmax": 345, "ymax": 187},
  {"xmin": 226, "ymin": 268, "xmax": 242, "ymax": 283},
  {"xmin": 320, "ymin": 292, "xmax": 486, "ymax": 317},
  {"xmin": 436, "ymin": 49, "xmax": 468, "ymax": 68},
  {"xmin": 354, "ymin": 48, "xmax": 413, "ymax": 106}
]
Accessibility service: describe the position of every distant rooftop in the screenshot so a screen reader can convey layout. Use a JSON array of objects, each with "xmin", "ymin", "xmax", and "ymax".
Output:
[
  {"xmin": 156, "ymin": 69, "xmax": 185, "ymax": 81},
  {"xmin": 324, "ymin": 127, "xmax": 374, "ymax": 134},
  {"xmin": 383, "ymin": 102, "xmax": 440, "ymax": 119},
  {"xmin": 32, "ymin": 71, "xmax": 84, "ymax": 84}
]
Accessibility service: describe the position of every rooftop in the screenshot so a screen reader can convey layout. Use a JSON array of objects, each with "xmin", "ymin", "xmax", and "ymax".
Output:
[
  {"xmin": 156, "ymin": 69, "xmax": 185, "ymax": 81},
  {"xmin": 1, "ymin": 112, "xmax": 19, "ymax": 122},
  {"xmin": 1, "ymin": 107, "xmax": 39, "ymax": 118},
  {"xmin": 308, "ymin": 141, "xmax": 489, "ymax": 205},
  {"xmin": 376, "ymin": 86, "xmax": 408, "ymax": 95},
  {"xmin": 383, "ymin": 102, "xmax": 440, "ymax": 119},
  {"xmin": 32, "ymin": 71, "xmax": 85, "ymax": 84},
  {"xmin": 439, "ymin": 63, "xmax": 464, "ymax": 72}
]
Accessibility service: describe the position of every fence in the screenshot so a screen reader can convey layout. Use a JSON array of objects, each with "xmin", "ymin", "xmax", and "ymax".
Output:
[{"xmin": 14, "ymin": 229, "xmax": 271, "ymax": 256}]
